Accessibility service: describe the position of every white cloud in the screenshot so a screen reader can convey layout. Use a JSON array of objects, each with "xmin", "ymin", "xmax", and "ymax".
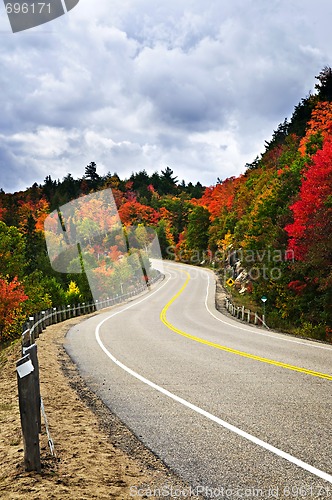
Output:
[
  {"xmin": 6, "ymin": 127, "xmax": 79, "ymax": 156},
  {"xmin": 0, "ymin": 0, "xmax": 331, "ymax": 192}
]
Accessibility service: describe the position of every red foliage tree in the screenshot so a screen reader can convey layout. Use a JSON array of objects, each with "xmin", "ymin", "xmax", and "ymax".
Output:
[
  {"xmin": 0, "ymin": 276, "xmax": 28, "ymax": 342},
  {"xmin": 285, "ymin": 138, "xmax": 332, "ymax": 264},
  {"xmin": 0, "ymin": 204, "xmax": 6, "ymax": 221},
  {"xmin": 118, "ymin": 201, "xmax": 160, "ymax": 226},
  {"xmin": 197, "ymin": 177, "xmax": 244, "ymax": 220}
]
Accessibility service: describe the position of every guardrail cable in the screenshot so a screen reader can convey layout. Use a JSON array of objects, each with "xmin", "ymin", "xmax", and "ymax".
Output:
[{"xmin": 40, "ymin": 397, "xmax": 56, "ymax": 458}]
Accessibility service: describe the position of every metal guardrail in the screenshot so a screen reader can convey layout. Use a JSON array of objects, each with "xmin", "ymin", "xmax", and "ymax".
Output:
[
  {"xmin": 224, "ymin": 296, "xmax": 269, "ymax": 329},
  {"xmin": 21, "ymin": 274, "xmax": 162, "ymax": 348}
]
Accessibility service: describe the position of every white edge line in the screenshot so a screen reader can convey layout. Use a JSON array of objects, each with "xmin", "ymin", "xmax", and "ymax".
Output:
[{"xmin": 94, "ymin": 269, "xmax": 332, "ymax": 485}]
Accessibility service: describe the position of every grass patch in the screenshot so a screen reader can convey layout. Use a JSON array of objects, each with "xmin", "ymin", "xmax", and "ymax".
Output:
[
  {"xmin": 293, "ymin": 322, "xmax": 327, "ymax": 341},
  {"xmin": 226, "ymin": 287, "xmax": 261, "ymax": 312},
  {"xmin": 0, "ymin": 339, "xmax": 21, "ymax": 370}
]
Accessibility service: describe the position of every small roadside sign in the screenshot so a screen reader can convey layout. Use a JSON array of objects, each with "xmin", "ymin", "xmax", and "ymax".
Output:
[{"xmin": 226, "ymin": 278, "xmax": 235, "ymax": 287}]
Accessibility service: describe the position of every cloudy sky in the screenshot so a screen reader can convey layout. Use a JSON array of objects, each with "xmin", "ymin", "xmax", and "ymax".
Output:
[{"xmin": 0, "ymin": 0, "xmax": 331, "ymax": 193}]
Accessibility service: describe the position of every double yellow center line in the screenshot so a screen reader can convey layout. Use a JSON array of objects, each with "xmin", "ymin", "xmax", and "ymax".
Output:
[{"xmin": 160, "ymin": 271, "xmax": 332, "ymax": 381}]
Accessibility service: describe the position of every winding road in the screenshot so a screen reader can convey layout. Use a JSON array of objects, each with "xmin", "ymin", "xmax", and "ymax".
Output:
[{"xmin": 65, "ymin": 262, "xmax": 332, "ymax": 498}]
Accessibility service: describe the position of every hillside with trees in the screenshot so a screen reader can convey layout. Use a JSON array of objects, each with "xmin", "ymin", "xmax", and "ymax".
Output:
[{"xmin": 0, "ymin": 68, "xmax": 331, "ymax": 344}]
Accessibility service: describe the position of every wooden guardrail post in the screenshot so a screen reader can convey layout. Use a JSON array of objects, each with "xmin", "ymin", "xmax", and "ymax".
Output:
[
  {"xmin": 22, "ymin": 344, "xmax": 41, "ymax": 433},
  {"xmin": 52, "ymin": 307, "xmax": 57, "ymax": 324},
  {"xmin": 28, "ymin": 316, "xmax": 35, "ymax": 343},
  {"xmin": 46, "ymin": 309, "xmax": 51, "ymax": 327},
  {"xmin": 16, "ymin": 353, "xmax": 41, "ymax": 473},
  {"xmin": 21, "ymin": 329, "xmax": 31, "ymax": 353},
  {"xmin": 223, "ymin": 293, "xmax": 268, "ymax": 329},
  {"xmin": 41, "ymin": 311, "xmax": 46, "ymax": 330},
  {"xmin": 35, "ymin": 313, "xmax": 41, "ymax": 336},
  {"xmin": 44, "ymin": 310, "xmax": 49, "ymax": 327}
]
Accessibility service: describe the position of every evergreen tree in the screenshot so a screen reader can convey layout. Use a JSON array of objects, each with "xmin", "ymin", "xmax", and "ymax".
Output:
[
  {"xmin": 56, "ymin": 173, "xmax": 81, "ymax": 204},
  {"xmin": 129, "ymin": 170, "xmax": 152, "ymax": 200},
  {"xmin": 42, "ymin": 175, "xmax": 58, "ymax": 208},
  {"xmin": 84, "ymin": 161, "xmax": 101, "ymax": 189},
  {"xmin": 315, "ymin": 66, "xmax": 332, "ymax": 101},
  {"xmin": 160, "ymin": 167, "xmax": 178, "ymax": 195},
  {"xmin": 288, "ymin": 96, "xmax": 315, "ymax": 138}
]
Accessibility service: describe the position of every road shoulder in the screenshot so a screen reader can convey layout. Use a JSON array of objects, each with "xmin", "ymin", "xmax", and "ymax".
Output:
[{"xmin": 0, "ymin": 315, "xmax": 202, "ymax": 499}]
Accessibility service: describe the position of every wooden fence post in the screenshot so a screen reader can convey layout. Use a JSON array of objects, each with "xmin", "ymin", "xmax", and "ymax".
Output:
[
  {"xmin": 22, "ymin": 344, "xmax": 41, "ymax": 433},
  {"xmin": 44, "ymin": 310, "xmax": 49, "ymax": 327},
  {"xmin": 46, "ymin": 309, "xmax": 51, "ymax": 327},
  {"xmin": 41, "ymin": 311, "xmax": 45, "ymax": 330},
  {"xmin": 21, "ymin": 329, "xmax": 31, "ymax": 353},
  {"xmin": 36, "ymin": 313, "xmax": 41, "ymax": 336},
  {"xmin": 16, "ymin": 354, "xmax": 41, "ymax": 473}
]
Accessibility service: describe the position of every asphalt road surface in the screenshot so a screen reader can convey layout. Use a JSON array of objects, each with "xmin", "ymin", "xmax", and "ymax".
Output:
[{"xmin": 66, "ymin": 262, "xmax": 332, "ymax": 499}]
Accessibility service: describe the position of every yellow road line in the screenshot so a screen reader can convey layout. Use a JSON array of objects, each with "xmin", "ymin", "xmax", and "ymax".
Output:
[{"xmin": 160, "ymin": 271, "xmax": 332, "ymax": 381}]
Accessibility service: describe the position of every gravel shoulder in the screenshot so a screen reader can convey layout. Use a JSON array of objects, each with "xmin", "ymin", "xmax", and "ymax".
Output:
[{"xmin": 0, "ymin": 314, "xmax": 201, "ymax": 499}]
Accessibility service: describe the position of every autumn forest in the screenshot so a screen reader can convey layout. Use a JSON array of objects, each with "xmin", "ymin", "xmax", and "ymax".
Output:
[{"xmin": 1, "ymin": 68, "xmax": 332, "ymax": 344}]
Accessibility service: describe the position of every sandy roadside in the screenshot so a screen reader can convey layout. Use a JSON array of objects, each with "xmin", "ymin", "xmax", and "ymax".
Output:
[{"xmin": 0, "ymin": 314, "xmax": 202, "ymax": 500}]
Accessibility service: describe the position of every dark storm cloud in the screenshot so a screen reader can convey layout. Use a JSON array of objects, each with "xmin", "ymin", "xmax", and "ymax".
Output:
[{"xmin": 0, "ymin": 142, "xmax": 40, "ymax": 191}]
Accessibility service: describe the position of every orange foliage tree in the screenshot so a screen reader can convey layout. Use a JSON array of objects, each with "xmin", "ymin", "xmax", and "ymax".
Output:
[
  {"xmin": 18, "ymin": 198, "xmax": 50, "ymax": 233},
  {"xmin": 299, "ymin": 101, "xmax": 332, "ymax": 156},
  {"xmin": 118, "ymin": 201, "xmax": 160, "ymax": 226}
]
